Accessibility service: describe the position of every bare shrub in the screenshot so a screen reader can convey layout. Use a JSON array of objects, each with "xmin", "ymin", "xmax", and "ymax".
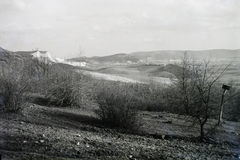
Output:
[
  {"xmin": 94, "ymin": 81, "xmax": 140, "ymax": 129},
  {"xmin": 0, "ymin": 61, "xmax": 31, "ymax": 112},
  {"xmin": 128, "ymin": 81, "xmax": 167, "ymax": 112},
  {"xmin": 44, "ymin": 67, "xmax": 88, "ymax": 107},
  {"xmin": 23, "ymin": 57, "xmax": 59, "ymax": 95}
]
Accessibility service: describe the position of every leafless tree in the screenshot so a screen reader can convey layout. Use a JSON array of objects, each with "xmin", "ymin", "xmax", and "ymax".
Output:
[
  {"xmin": 172, "ymin": 53, "xmax": 230, "ymax": 137},
  {"xmin": 172, "ymin": 53, "xmax": 197, "ymax": 115},
  {"xmin": 190, "ymin": 60, "xmax": 228, "ymax": 137}
]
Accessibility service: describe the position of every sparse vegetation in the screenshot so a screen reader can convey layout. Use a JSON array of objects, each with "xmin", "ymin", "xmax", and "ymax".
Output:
[
  {"xmin": 31, "ymin": 56, "xmax": 53, "ymax": 78},
  {"xmin": 0, "ymin": 56, "xmax": 90, "ymax": 111},
  {"xmin": 40, "ymin": 64, "xmax": 89, "ymax": 107},
  {"xmin": 94, "ymin": 81, "xmax": 140, "ymax": 129},
  {"xmin": 128, "ymin": 81, "xmax": 167, "ymax": 112},
  {"xmin": 0, "ymin": 61, "xmax": 31, "ymax": 112}
]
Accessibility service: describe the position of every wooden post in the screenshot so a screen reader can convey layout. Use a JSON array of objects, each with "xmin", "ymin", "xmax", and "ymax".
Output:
[{"xmin": 218, "ymin": 85, "xmax": 230, "ymax": 125}]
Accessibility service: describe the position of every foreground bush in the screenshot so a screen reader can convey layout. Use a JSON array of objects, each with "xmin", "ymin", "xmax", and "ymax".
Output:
[
  {"xmin": 94, "ymin": 81, "xmax": 140, "ymax": 129},
  {"xmin": 0, "ymin": 62, "xmax": 31, "ymax": 112},
  {"xmin": 44, "ymin": 68, "xmax": 88, "ymax": 107},
  {"xmin": 128, "ymin": 81, "xmax": 168, "ymax": 112}
]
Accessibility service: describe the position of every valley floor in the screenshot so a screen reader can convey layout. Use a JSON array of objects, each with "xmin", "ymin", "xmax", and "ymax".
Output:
[{"xmin": 0, "ymin": 104, "xmax": 240, "ymax": 160}]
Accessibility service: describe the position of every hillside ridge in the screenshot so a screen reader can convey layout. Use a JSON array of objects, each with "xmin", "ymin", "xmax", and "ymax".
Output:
[{"xmin": 69, "ymin": 49, "xmax": 240, "ymax": 64}]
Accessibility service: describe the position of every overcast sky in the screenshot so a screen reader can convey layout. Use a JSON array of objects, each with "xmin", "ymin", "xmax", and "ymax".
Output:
[{"xmin": 0, "ymin": 0, "xmax": 239, "ymax": 58}]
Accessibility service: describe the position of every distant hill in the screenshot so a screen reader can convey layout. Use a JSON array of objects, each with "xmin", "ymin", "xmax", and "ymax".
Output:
[
  {"xmin": 69, "ymin": 53, "xmax": 140, "ymax": 64},
  {"xmin": 0, "ymin": 47, "xmax": 58, "ymax": 65},
  {"xmin": 91, "ymin": 53, "xmax": 139, "ymax": 63},
  {"xmin": 69, "ymin": 49, "xmax": 240, "ymax": 65},
  {"xmin": 3, "ymin": 48, "xmax": 240, "ymax": 66},
  {"xmin": 130, "ymin": 49, "xmax": 240, "ymax": 63},
  {"xmin": 13, "ymin": 50, "xmax": 36, "ymax": 58},
  {"xmin": 0, "ymin": 47, "xmax": 19, "ymax": 64},
  {"xmin": 68, "ymin": 56, "xmax": 88, "ymax": 62},
  {"xmin": 130, "ymin": 50, "xmax": 184, "ymax": 61}
]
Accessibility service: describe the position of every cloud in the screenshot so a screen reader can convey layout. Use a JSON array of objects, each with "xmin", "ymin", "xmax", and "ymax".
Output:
[
  {"xmin": 92, "ymin": 25, "xmax": 102, "ymax": 32},
  {"xmin": 0, "ymin": 0, "xmax": 28, "ymax": 11},
  {"xmin": 0, "ymin": 0, "xmax": 239, "ymax": 57},
  {"xmin": 0, "ymin": 0, "xmax": 70, "ymax": 35}
]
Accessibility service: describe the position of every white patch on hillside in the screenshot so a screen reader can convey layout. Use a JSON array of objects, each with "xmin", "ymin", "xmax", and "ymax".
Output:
[
  {"xmin": 66, "ymin": 61, "xmax": 87, "ymax": 67},
  {"xmin": 83, "ymin": 71, "xmax": 141, "ymax": 83},
  {"xmin": 56, "ymin": 57, "xmax": 87, "ymax": 67},
  {"xmin": 82, "ymin": 71, "xmax": 172, "ymax": 84},
  {"xmin": 31, "ymin": 51, "xmax": 88, "ymax": 67},
  {"xmin": 31, "ymin": 50, "xmax": 57, "ymax": 63}
]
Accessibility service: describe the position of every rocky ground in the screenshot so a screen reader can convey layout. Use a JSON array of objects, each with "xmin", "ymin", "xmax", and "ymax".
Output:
[{"xmin": 0, "ymin": 104, "xmax": 240, "ymax": 160}]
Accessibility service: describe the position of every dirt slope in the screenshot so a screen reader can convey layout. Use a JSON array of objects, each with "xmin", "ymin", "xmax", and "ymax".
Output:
[{"xmin": 0, "ymin": 104, "xmax": 240, "ymax": 159}]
